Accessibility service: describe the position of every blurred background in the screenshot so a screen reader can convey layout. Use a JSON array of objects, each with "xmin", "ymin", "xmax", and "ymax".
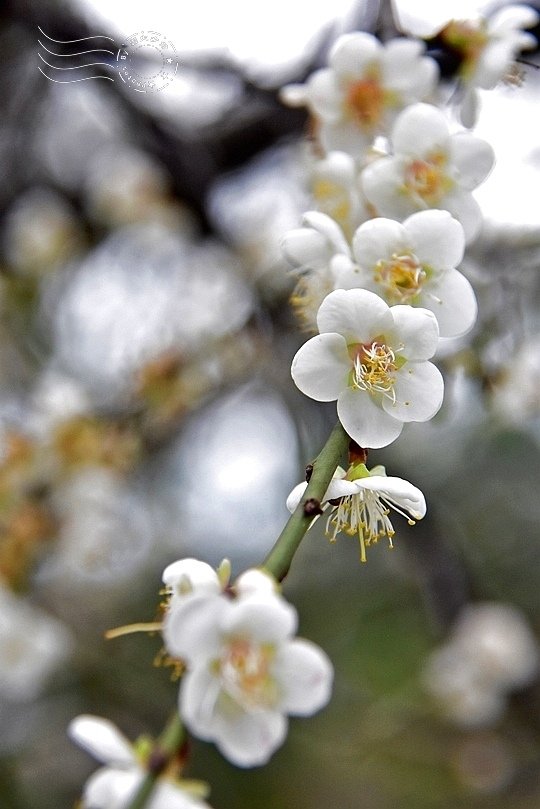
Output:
[{"xmin": 2, "ymin": 0, "xmax": 540, "ymax": 807}]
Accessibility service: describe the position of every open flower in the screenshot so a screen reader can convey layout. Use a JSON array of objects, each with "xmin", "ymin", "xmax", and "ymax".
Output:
[
  {"xmin": 291, "ymin": 288, "xmax": 443, "ymax": 448},
  {"xmin": 282, "ymin": 32, "xmax": 437, "ymax": 157},
  {"xmin": 310, "ymin": 151, "xmax": 369, "ymax": 239},
  {"xmin": 163, "ymin": 579, "xmax": 333, "ymax": 767},
  {"xmin": 344, "ymin": 210, "xmax": 477, "ymax": 337},
  {"xmin": 68, "ymin": 715, "xmax": 212, "ymax": 809},
  {"xmin": 361, "ymin": 103, "xmax": 495, "ymax": 242},
  {"xmin": 287, "ymin": 464, "xmax": 426, "ymax": 562}
]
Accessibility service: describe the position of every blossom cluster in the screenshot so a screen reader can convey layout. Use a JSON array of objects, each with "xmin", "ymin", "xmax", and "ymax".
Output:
[{"xmin": 280, "ymin": 11, "xmax": 539, "ymax": 559}]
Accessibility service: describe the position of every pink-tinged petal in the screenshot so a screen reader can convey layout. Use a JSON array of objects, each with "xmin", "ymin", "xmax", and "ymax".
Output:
[
  {"xmin": 302, "ymin": 211, "xmax": 350, "ymax": 256},
  {"xmin": 213, "ymin": 708, "xmax": 288, "ymax": 768},
  {"xmin": 68, "ymin": 715, "xmax": 135, "ymax": 766},
  {"xmin": 384, "ymin": 361, "xmax": 443, "ymax": 422},
  {"xmin": 388, "ymin": 305, "xmax": 439, "ymax": 360},
  {"xmin": 337, "ymin": 387, "xmax": 404, "ymax": 448},
  {"xmin": 352, "ymin": 217, "xmax": 410, "ymax": 270},
  {"xmin": 359, "ymin": 476, "xmax": 426, "ymax": 519},
  {"xmin": 316, "ymin": 288, "xmax": 393, "ymax": 344},
  {"xmin": 306, "ymin": 69, "xmax": 343, "ymax": 121},
  {"xmin": 274, "ymin": 639, "xmax": 333, "ymax": 715},
  {"xmin": 84, "ymin": 767, "xmax": 142, "ymax": 809},
  {"xmin": 403, "ymin": 210, "xmax": 465, "ymax": 268},
  {"xmin": 164, "ymin": 595, "xmax": 226, "ymax": 662},
  {"xmin": 181, "ymin": 665, "xmax": 222, "ymax": 740},
  {"xmin": 422, "ymin": 268, "xmax": 477, "ymax": 338},
  {"xmin": 443, "ymin": 190, "xmax": 483, "ymax": 244},
  {"xmin": 222, "ymin": 595, "xmax": 298, "ymax": 644},
  {"xmin": 361, "ymin": 156, "xmax": 418, "ymax": 220},
  {"xmin": 291, "ymin": 333, "xmax": 351, "ymax": 402},
  {"xmin": 162, "ymin": 559, "xmax": 220, "ymax": 599},
  {"xmin": 450, "ymin": 134, "xmax": 495, "ymax": 189},
  {"xmin": 392, "ymin": 103, "xmax": 450, "ymax": 156},
  {"xmin": 329, "ymin": 32, "xmax": 381, "ymax": 79}
]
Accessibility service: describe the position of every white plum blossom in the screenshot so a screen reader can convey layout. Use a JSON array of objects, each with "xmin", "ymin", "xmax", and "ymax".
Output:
[
  {"xmin": 282, "ymin": 211, "xmax": 355, "ymax": 330},
  {"xmin": 68, "ymin": 715, "xmax": 212, "ymax": 809},
  {"xmin": 163, "ymin": 571, "xmax": 333, "ymax": 767},
  {"xmin": 361, "ymin": 103, "xmax": 495, "ymax": 242},
  {"xmin": 291, "ymin": 288, "xmax": 444, "ymax": 449},
  {"xmin": 423, "ymin": 602, "xmax": 538, "ymax": 727},
  {"xmin": 162, "ymin": 558, "xmax": 222, "ymax": 608},
  {"xmin": 0, "ymin": 583, "xmax": 72, "ymax": 702},
  {"xmin": 345, "ymin": 210, "xmax": 477, "ymax": 337},
  {"xmin": 282, "ymin": 32, "xmax": 438, "ymax": 157},
  {"xmin": 310, "ymin": 151, "xmax": 369, "ymax": 239},
  {"xmin": 287, "ymin": 464, "xmax": 426, "ymax": 562}
]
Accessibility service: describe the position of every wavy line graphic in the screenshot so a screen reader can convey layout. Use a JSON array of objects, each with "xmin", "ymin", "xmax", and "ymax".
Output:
[{"xmin": 38, "ymin": 26, "xmax": 116, "ymax": 84}]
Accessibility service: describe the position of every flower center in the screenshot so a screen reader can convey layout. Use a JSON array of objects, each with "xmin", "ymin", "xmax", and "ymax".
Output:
[
  {"xmin": 219, "ymin": 637, "xmax": 277, "ymax": 710},
  {"xmin": 374, "ymin": 253, "xmax": 426, "ymax": 303},
  {"xmin": 403, "ymin": 151, "xmax": 453, "ymax": 206},
  {"xmin": 345, "ymin": 74, "xmax": 385, "ymax": 128},
  {"xmin": 350, "ymin": 340, "xmax": 397, "ymax": 401},
  {"xmin": 326, "ymin": 489, "xmax": 395, "ymax": 563}
]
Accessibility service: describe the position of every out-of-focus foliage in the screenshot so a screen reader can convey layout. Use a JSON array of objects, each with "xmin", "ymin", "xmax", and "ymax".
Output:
[{"xmin": 1, "ymin": 1, "xmax": 540, "ymax": 808}]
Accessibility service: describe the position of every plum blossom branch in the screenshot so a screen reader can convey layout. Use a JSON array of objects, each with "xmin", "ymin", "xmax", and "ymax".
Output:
[
  {"xmin": 262, "ymin": 419, "xmax": 349, "ymax": 581},
  {"xmin": 126, "ymin": 712, "xmax": 185, "ymax": 809}
]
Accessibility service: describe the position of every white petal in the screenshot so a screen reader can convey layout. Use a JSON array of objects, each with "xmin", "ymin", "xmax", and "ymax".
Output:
[
  {"xmin": 286, "ymin": 476, "xmax": 358, "ymax": 512},
  {"xmin": 337, "ymin": 387, "xmax": 404, "ymax": 449},
  {"xmin": 280, "ymin": 83, "xmax": 308, "ymax": 107},
  {"xmin": 422, "ymin": 268, "xmax": 477, "ymax": 338},
  {"xmin": 361, "ymin": 156, "xmax": 418, "ymax": 220},
  {"xmin": 151, "ymin": 781, "xmax": 209, "ymax": 809},
  {"xmin": 222, "ymin": 595, "xmax": 298, "ymax": 644},
  {"xmin": 281, "ymin": 228, "xmax": 331, "ymax": 268},
  {"xmin": 319, "ymin": 120, "xmax": 373, "ymax": 158},
  {"xmin": 213, "ymin": 708, "xmax": 288, "ymax": 768},
  {"xmin": 302, "ymin": 211, "xmax": 350, "ymax": 256},
  {"xmin": 316, "ymin": 288, "xmax": 393, "ymax": 344},
  {"xmin": 382, "ymin": 39, "xmax": 438, "ymax": 96},
  {"xmin": 286, "ymin": 481, "xmax": 308, "ymax": 513},
  {"xmin": 443, "ymin": 190, "xmax": 483, "ymax": 244},
  {"xmin": 475, "ymin": 39, "xmax": 514, "ymax": 87},
  {"xmin": 403, "ymin": 210, "xmax": 465, "ymax": 269},
  {"xmin": 489, "ymin": 5, "xmax": 539, "ymax": 35},
  {"xmin": 291, "ymin": 332, "xmax": 351, "ymax": 402},
  {"xmin": 392, "ymin": 103, "xmax": 450, "ymax": 156},
  {"xmin": 68, "ymin": 715, "xmax": 135, "ymax": 766},
  {"xmin": 388, "ymin": 305, "xmax": 439, "ymax": 360},
  {"xmin": 352, "ymin": 218, "xmax": 410, "ymax": 270},
  {"xmin": 359, "ymin": 476, "xmax": 426, "ymax": 519},
  {"xmin": 274, "ymin": 639, "xmax": 333, "ymax": 715},
  {"xmin": 306, "ymin": 69, "xmax": 343, "ymax": 121},
  {"xmin": 235, "ymin": 569, "xmax": 277, "ymax": 598},
  {"xmin": 384, "ymin": 361, "xmax": 444, "ymax": 422},
  {"xmin": 329, "ymin": 32, "xmax": 381, "ymax": 78},
  {"xmin": 163, "ymin": 595, "xmax": 226, "ymax": 662},
  {"xmin": 450, "ymin": 134, "xmax": 495, "ymax": 189},
  {"xmin": 162, "ymin": 559, "xmax": 220, "ymax": 599},
  {"xmin": 84, "ymin": 766, "xmax": 141, "ymax": 809},
  {"xmin": 181, "ymin": 666, "xmax": 222, "ymax": 740}
]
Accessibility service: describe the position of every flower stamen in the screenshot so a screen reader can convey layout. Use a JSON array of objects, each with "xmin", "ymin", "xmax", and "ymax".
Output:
[
  {"xmin": 374, "ymin": 252, "xmax": 426, "ymax": 303},
  {"xmin": 351, "ymin": 341, "xmax": 397, "ymax": 402},
  {"xmin": 218, "ymin": 637, "xmax": 277, "ymax": 710}
]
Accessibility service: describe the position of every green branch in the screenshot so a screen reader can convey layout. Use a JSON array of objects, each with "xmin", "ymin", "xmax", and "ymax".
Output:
[
  {"xmin": 263, "ymin": 420, "xmax": 349, "ymax": 581},
  {"xmin": 127, "ymin": 712, "xmax": 185, "ymax": 809}
]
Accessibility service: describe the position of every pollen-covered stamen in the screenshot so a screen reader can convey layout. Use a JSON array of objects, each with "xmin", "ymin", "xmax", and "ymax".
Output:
[
  {"xmin": 218, "ymin": 637, "xmax": 277, "ymax": 710},
  {"xmin": 345, "ymin": 72, "xmax": 385, "ymax": 128},
  {"xmin": 325, "ymin": 490, "xmax": 395, "ymax": 563},
  {"xmin": 350, "ymin": 340, "xmax": 398, "ymax": 402},
  {"xmin": 374, "ymin": 252, "xmax": 426, "ymax": 303},
  {"xmin": 403, "ymin": 152, "xmax": 453, "ymax": 206}
]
